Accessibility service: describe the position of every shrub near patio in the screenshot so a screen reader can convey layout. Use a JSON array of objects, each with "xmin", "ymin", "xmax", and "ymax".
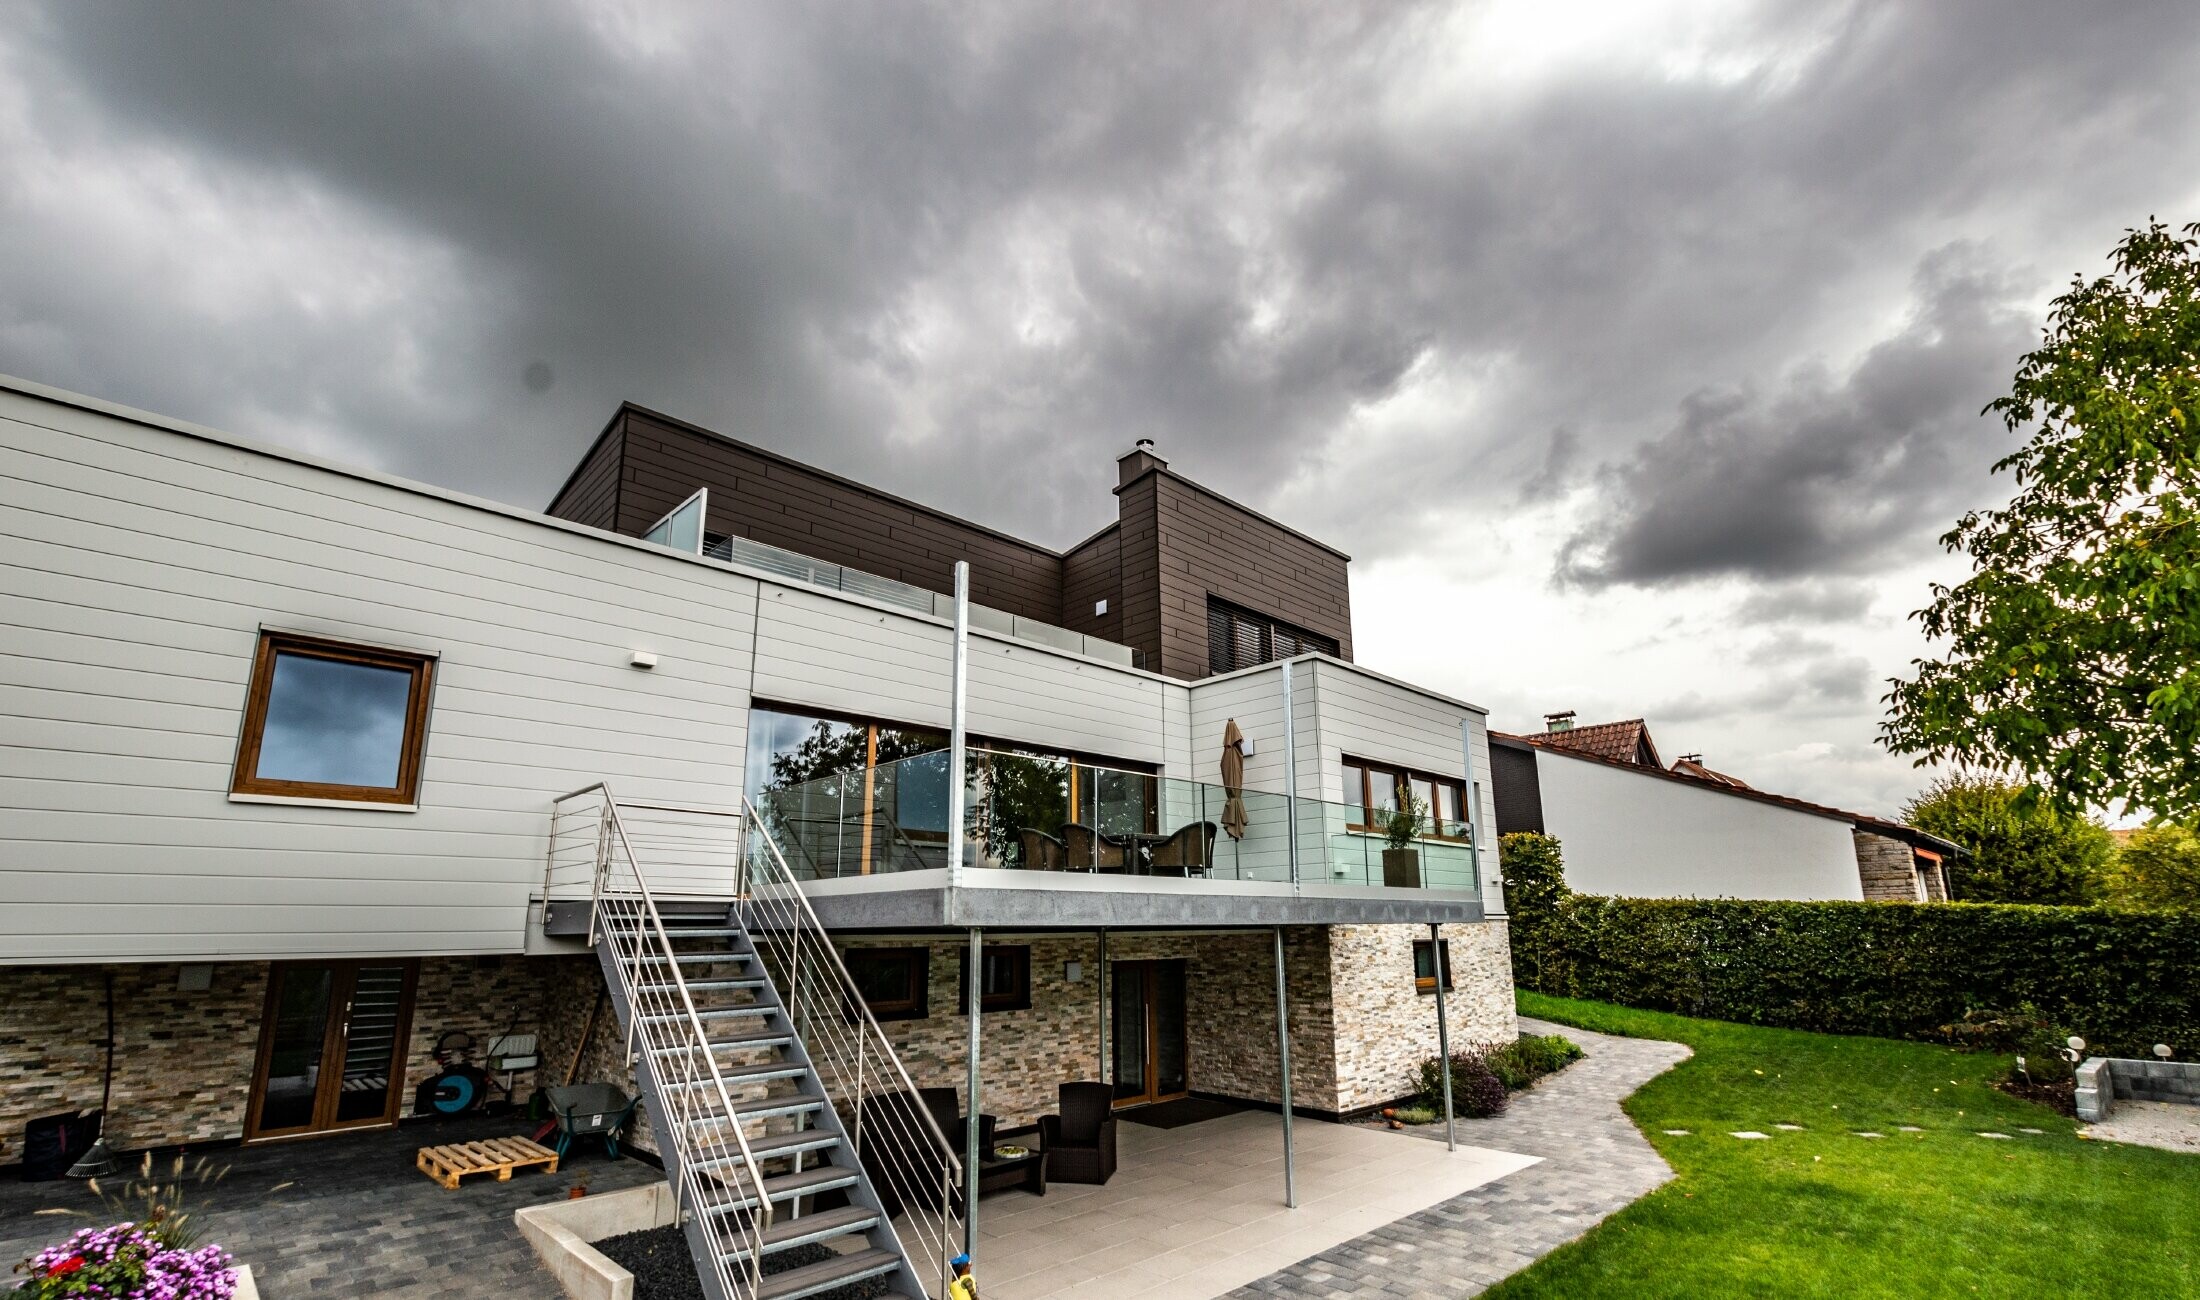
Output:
[{"xmin": 1490, "ymin": 993, "xmax": 2200, "ymax": 1299}]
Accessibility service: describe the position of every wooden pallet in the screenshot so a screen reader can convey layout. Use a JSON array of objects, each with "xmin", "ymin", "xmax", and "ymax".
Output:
[{"xmin": 415, "ymin": 1135, "xmax": 560, "ymax": 1190}]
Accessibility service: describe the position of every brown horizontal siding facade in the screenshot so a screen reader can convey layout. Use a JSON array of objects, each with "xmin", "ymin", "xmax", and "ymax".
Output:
[
  {"xmin": 546, "ymin": 406, "xmax": 1353, "ymax": 681},
  {"xmin": 1131, "ymin": 470, "xmax": 1353, "ymax": 682}
]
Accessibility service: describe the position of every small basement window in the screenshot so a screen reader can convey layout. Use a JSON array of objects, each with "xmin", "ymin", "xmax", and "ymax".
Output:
[
  {"xmin": 845, "ymin": 948, "xmax": 929, "ymax": 1020},
  {"xmin": 957, "ymin": 944, "xmax": 1033, "ymax": 1013},
  {"xmin": 230, "ymin": 632, "xmax": 436, "ymax": 806},
  {"xmin": 1412, "ymin": 938, "xmax": 1454, "ymax": 994}
]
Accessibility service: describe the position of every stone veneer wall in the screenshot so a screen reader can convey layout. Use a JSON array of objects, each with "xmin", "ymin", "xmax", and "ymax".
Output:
[
  {"xmin": 1855, "ymin": 831, "xmax": 1927, "ymax": 902},
  {"xmin": 842, "ymin": 922, "xmax": 1513, "ymax": 1126},
  {"xmin": 1327, "ymin": 922, "xmax": 1517, "ymax": 1112},
  {"xmin": 0, "ymin": 956, "xmax": 572, "ymax": 1160}
]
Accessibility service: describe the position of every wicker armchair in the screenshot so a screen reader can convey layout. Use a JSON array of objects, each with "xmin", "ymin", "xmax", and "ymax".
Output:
[
  {"xmin": 1148, "ymin": 821, "xmax": 1218, "ymax": 876},
  {"xmin": 1061, "ymin": 822, "xmax": 1128, "ymax": 873},
  {"xmin": 1018, "ymin": 827, "xmax": 1068, "ymax": 871},
  {"xmin": 1038, "ymin": 1081, "xmax": 1118, "ymax": 1185}
]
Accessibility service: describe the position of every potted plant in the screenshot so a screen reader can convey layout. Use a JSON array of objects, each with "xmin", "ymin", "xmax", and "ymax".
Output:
[
  {"xmin": 1380, "ymin": 794, "xmax": 1427, "ymax": 888},
  {"xmin": 568, "ymin": 1170, "xmax": 592, "ymax": 1200}
]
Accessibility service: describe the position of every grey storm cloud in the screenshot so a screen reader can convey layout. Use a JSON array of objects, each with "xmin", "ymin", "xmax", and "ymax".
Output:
[
  {"xmin": 1554, "ymin": 245, "xmax": 2039, "ymax": 590},
  {"xmin": 6, "ymin": 0, "xmax": 2200, "ymax": 561}
]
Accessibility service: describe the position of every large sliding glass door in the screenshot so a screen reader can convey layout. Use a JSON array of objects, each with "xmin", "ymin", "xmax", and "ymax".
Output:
[
  {"xmin": 1110, "ymin": 960, "xmax": 1188, "ymax": 1108},
  {"xmin": 246, "ymin": 961, "xmax": 417, "ymax": 1141}
]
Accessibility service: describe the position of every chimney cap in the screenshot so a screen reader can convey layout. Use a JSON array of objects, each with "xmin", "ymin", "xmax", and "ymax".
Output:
[
  {"xmin": 1677, "ymin": 752, "xmax": 1703, "ymax": 765},
  {"xmin": 1543, "ymin": 710, "xmax": 1576, "ymax": 732}
]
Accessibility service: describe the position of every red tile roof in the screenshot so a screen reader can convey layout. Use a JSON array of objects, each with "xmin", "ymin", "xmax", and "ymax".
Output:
[
  {"xmin": 1535, "ymin": 718, "xmax": 1661, "ymax": 767},
  {"xmin": 1671, "ymin": 757, "xmax": 1751, "ymax": 789}
]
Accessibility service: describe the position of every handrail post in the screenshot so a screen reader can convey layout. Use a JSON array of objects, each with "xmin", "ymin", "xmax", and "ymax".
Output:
[
  {"xmin": 1282, "ymin": 662, "xmax": 1300, "ymax": 891},
  {"xmin": 947, "ymin": 560, "xmax": 971, "ymax": 886}
]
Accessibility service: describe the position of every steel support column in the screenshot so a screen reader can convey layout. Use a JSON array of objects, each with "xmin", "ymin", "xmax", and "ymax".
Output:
[
  {"xmin": 1273, "ymin": 925, "xmax": 1297, "ymax": 1208},
  {"xmin": 1430, "ymin": 922, "xmax": 1456, "ymax": 1151},
  {"xmin": 964, "ymin": 924, "xmax": 983, "ymax": 1256}
]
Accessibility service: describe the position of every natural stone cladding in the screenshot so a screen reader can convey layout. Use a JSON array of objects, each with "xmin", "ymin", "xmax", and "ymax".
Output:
[
  {"xmin": 2, "ymin": 923, "xmax": 1518, "ymax": 1161},
  {"xmin": 0, "ymin": 956, "xmax": 572, "ymax": 1157},
  {"xmin": 1855, "ymin": 831, "xmax": 1921, "ymax": 902},
  {"xmin": 842, "ymin": 921, "xmax": 1517, "ymax": 1127}
]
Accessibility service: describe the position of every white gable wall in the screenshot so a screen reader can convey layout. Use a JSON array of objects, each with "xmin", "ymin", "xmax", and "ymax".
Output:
[{"xmin": 1533, "ymin": 749, "xmax": 1864, "ymax": 901}]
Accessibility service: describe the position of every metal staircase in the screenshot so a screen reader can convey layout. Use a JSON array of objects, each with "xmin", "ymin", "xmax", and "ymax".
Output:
[{"xmin": 550, "ymin": 786, "xmax": 965, "ymax": 1300}]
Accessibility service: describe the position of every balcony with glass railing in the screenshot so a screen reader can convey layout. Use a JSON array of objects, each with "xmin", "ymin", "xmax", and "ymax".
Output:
[
  {"xmin": 704, "ymin": 534, "xmax": 1138, "ymax": 667},
  {"xmin": 750, "ymin": 748, "xmax": 1478, "ymax": 893}
]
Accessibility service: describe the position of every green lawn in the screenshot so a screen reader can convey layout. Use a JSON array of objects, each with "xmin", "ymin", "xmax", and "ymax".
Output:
[{"xmin": 1488, "ymin": 992, "xmax": 2200, "ymax": 1298}]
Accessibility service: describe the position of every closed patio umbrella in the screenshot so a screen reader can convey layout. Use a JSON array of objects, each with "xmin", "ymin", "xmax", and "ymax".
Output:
[{"xmin": 1220, "ymin": 719, "xmax": 1249, "ymax": 841}]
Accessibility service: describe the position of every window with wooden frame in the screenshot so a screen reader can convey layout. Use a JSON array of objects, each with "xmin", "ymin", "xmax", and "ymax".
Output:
[
  {"xmin": 956, "ymin": 944, "xmax": 1033, "ymax": 1013},
  {"xmin": 844, "ymin": 947, "xmax": 929, "ymax": 1020},
  {"xmin": 1412, "ymin": 938, "xmax": 1454, "ymax": 994},
  {"xmin": 230, "ymin": 632, "xmax": 436, "ymax": 805},
  {"xmin": 1341, "ymin": 758, "xmax": 1467, "ymax": 838}
]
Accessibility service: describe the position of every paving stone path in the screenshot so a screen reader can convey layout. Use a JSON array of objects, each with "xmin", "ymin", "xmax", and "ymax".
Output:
[
  {"xmin": 0, "ymin": 1114, "xmax": 657, "ymax": 1299},
  {"xmin": 1228, "ymin": 1016, "xmax": 1691, "ymax": 1299}
]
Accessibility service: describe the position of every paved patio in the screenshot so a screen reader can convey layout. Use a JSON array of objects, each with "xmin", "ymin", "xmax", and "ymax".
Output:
[
  {"xmin": 930, "ymin": 1108, "xmax": 1539, "ymax": 1300},
  {"xmin": 0, "ymin": 1114, "xmax": 657, "ymax": 1298},
  {"xmin": 1228, "ymin": 1016, "xmax": 1692, "ymax": 1298},
  {"xmin": 3, "ymin": 1018, "xmax": 1688, "ymax": 1299}
]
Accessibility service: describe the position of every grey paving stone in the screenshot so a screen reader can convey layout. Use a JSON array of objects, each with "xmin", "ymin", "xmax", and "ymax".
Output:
[
  {"xmin": 0, "ymin": 1114, "xmax": 657, "ymax": 1300},
  {"xmin": 1226, "ymin": 1016, "xmax": 1690, "ymax": 1300}
]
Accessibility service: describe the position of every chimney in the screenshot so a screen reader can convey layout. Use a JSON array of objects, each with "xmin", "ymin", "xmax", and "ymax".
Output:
[
  {"xmin": 1677, "ymin": 752, "xmax": 1703, "ymax": 766},
  {"xmin": 1543, "ymin": 711, "xmax": 1576, "ymax": 733},
  {"xmin": 1117, "ymin": 438, "xmax": 1169, "ymax": 490}
]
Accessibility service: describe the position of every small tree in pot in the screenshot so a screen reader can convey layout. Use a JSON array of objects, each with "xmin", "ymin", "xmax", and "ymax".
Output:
[{"xmin": 1381, "ymin": 793, "xmax": 1428, "ymax": 888}]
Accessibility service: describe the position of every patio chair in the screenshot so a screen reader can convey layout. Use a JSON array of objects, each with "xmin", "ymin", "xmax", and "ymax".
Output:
[
  {"xmin": 1148, "ymin": 821, "xmax": 1217, "ymax": 877},
  {"xmin": 919, "ymin": 1085, "xmax": 998, "ymax": 1155},
  {"xmin": 1038, "ymin": 1081, "xmax": 1118, "ymax": 1185},
  {"xmin": 1018, "ymin": 827, "xmax": 1069, "ymax": 871},
  {"xmin": 543, "ymin": 1082, "xmax": 637, "ymax": 1159},
  {"xmin": 1061, "ymin": 822, "xmax": 1128, "ymax": 873}
]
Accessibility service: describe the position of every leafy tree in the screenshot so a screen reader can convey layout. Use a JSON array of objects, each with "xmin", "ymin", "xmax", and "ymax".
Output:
[
  {"xmin": 1500, "ymin": 832, "xmax": 1570, "ymax": 989},
  {"xmin": 1883, "ymin": 220, "xmax": 2200, "ymax": 820},
  {"xmin": 2102, "ymin": 824, "xmax": 2200, "ymax": 911},
  {"xmin": 1902, "ymin": 772, "xmax": 2113, "ymax": 904}
]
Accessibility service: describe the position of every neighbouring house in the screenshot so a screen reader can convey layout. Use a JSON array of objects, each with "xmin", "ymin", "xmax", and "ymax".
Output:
[
  {"xmin": 0, "ymin": 376, "xmax": 1512, "ymax": 1296},
  {"xmin": 1491, "ymin": 714, "xmax": 1957, "ymax": 903}
]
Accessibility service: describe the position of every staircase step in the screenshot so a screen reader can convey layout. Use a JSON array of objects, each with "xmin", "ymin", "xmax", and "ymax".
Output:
[
  {"xmin": 684, "ymin": 1093, "xmax": 827, "ymax": 1125},
  {"xmin": 624, "ymin": 926, "xmax": 748, "ymax": 939},
  {"xmin": 639, "ymin": 1005, "xmax": 776, "ymax": 1026},
  {"xmin": 701, "ymin": 1164, "xmax": 863, "ymax": 1216},
  {"xmin": 635, "ymin": 951, "xmax": 756, "ymax": 967},
  {"xmin": 660, "ymin": 1062, "xmax": 808, "ymax": 1090},
  {"xmin": 633, "ymin": 978, "xmax": 768, "ymax": 995},
  {"xmin": 690, "ymin": 1127, "xmax": 840, "ymax": 1174},
  {"xmin": 756, "ymin": 1248, "xmax": 901, "ymax": 1300},
  {"xmin": 723, "ymin": 1205, "xmax": 881, "ymax": 1264},
  {"xmin": 650, "ymin": 1028, "xmax": 794, "ymax": 1055}
]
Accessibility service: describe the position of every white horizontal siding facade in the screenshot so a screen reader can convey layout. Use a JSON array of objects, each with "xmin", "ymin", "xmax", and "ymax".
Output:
[
  {"xmin": 0, "ymin": 378, "xmax": 1507, "ymax": 964},
  {"xmin": 0, "ymin": 384, "xmax": 763, "ymax": 963},
  {"xmin": 1534, "ymin": 749, "xmax": 1865, "ymax": 901}
]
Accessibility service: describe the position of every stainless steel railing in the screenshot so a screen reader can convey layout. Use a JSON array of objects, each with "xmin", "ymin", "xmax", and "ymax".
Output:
[
  {"xmin": 740, "ymin": 798, "xmax": 966, "ymax": 1299},
  {"xmin": 555, "ymin": 786, "xmax": 771, "ymax": 1300}
]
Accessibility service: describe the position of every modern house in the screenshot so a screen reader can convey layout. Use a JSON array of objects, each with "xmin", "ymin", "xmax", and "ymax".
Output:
[
  {"xmin": 0, "ymin": 376, "xmax": 1514, "ymax": 1298},
  {"xmin": 1492, "ymin": 715, "xmax": 1958, "ymax": 903}
]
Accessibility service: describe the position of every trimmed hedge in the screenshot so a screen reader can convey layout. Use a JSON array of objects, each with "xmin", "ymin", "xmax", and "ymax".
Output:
[{"xmin": 1515, "ymin": 896, "xmax": 2200, "ymax": 1056}]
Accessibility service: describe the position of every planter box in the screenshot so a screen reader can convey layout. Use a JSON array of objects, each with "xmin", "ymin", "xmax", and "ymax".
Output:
[
  {"xmin": 1382, "ymin": 848, "xmax": 1422, "ymax": 889},
  {"xmin": 515, "ymin": 1183, "xmax": 675, "ymax": 1300},
  {"xmin": 2077, "ymin": 1056, "xmax": 2200, "ymax": 1122}
]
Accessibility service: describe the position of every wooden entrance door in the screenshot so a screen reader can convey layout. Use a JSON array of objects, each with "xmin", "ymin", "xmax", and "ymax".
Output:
[
  {"xmin": 1110, "ymin": 960, "xmax": 1188, "ymax": 1108},
  {"xmin": 245, "ymin": 960, "xmax": 418, "ymax": 1141}
]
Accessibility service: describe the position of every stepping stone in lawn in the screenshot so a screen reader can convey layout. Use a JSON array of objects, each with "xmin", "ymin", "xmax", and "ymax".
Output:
[
  {"xmin": 1976, "ymin": 1132, "xmax": 2012, "ymax": 1139},
  {"xmin": 1852, "ymin": 1132, "xmax": 1884, "ymax": 1138},
  {"xmin": 2019, "ymin": 1128, "xmax": 2045, "ymax": 1135},
  {"xmin": 1663, "ymin": 1129, "xmax": 1690, "ymax": 1136},
  {"xmin": 1775, "ymin": 1124, "xmax": 1807, "ymax": 1131},
  {"xmin": 1897, "ymin": 1126, "xmax": 1924, "ymax": 1132},
  {"xmin": 1729, "ymin": 1131, "xmax": 1772, "ymax": 1139}
]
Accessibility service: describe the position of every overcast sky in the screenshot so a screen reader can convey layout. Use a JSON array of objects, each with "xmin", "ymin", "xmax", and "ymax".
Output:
[{"xmin": 6, "ymin": 1, "xmax": 2197, "ymax": 818}]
